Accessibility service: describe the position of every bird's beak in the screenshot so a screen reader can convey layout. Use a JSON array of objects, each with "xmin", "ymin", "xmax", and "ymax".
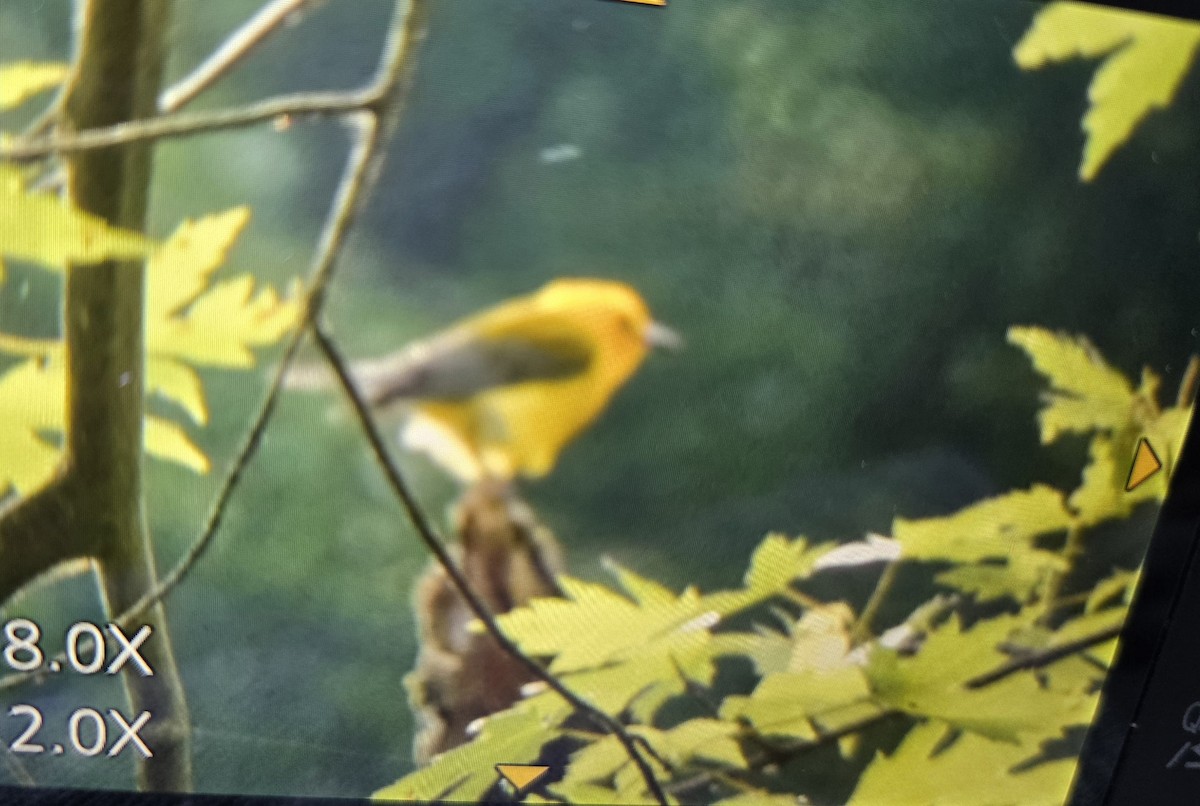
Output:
[{"xmin": 645, "ymin": 321, "xmax": 684, "ymax": 351}]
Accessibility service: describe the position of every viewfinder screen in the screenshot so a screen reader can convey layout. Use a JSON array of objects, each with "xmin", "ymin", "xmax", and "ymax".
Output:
[{"xmin": 1, "ymin": 1, "xmax": 1198, "ymax": 804}]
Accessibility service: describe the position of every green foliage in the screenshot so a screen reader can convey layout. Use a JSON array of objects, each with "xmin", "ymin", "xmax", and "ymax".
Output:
[
  {"xmin": 848, "ymin": 722, "xmax": 1077, "ymax": 806},
  {"xmin": 0, "ymin": 165, "xmax": 153, "ymax": 273},
  {"xmin": 894, "ymin": 485, "xmax": 1070, "ymax": 601},
  {"xmin": 0, "ymin": 62, "xmax": 67, "ymax": 111},
  {"xmin": 1015, "ymin": 1, "xmax": 1200, "ymax": 181},
  {"xmin": 375, "ymin": 327, "xmax": 1190, "ymax": 804},
  {"xmin": 864, "ymin": 613, "xmax": 1092, "ymax": 744},
  {"xmin": 0, "ymin": 158, "xmax": 303, "ymax": 495}
]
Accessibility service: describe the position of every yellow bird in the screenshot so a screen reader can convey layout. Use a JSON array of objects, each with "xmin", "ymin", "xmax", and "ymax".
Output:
[{"xmin": 293, "ymin": 278, "xmax": 680, "ymax": 481}]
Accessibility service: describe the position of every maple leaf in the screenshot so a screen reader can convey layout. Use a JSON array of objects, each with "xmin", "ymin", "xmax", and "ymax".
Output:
[
  {"xmin": 0, "ymin": 205, "xmax": 302, "ymax": 495},
  {"xmin": 1007, "ymin": 327, "xmax": 1136, "ymax": 443},
  {"xmin": 865, "ymin": 614, "xmax": 1094, "ymax": 744},
  {"xmin": 849, "ymin": 721, "xmax": 1079, "ymax": 805},
  {"xmin": 1014, "ymin": 2, "xmax": 1200, "ymax": 181}
]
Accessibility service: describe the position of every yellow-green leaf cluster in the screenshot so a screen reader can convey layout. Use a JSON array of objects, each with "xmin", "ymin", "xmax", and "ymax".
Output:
[
  {"xmin": 557, "ymin": 718, "xmax": 745, "ymax": 803},
  {"xmin": 1014, "ymin": 2, "xmax": 1200, "ymax": 180},
  {"xmin": 849, "ymin": 722, "xmax": 1077, "ymax": 806},
  {"xmin": 381, "ymin": 327, "xmax": 1176, "ymax": 804},
  {"xmin": 865, "ymin": 614, "xmax": 1094, "ymax": 744},
  {"xmin": 1007, "ymin": 327, "xmax": 1135, "ymax": 442},
  {"xmin": 893, "ymin": 485, "xmax": 1070, "ymax": 601},
  {"xmin": 0, "ymin": 201, "xmax": 303, "ymax": 496},
  {"xmin": 1009, "ymin": 326, "xmax": 1190, "ymax": 526},
  {"xmin": 722, "ymin": 667, "xmax": 877, "ymax": 742},
  {"xmin": 494, "ymin": 538, "xmax": 827, "ymax": 719},
  {"xmin": 380, "ymin": 537, "xmax": 832, "ymax": 801},
  {"xmin": 373, "ymin": 698, "xmax": 568, "ymax": 803},
  {"xmin": 143, "ymin": 207, "xmax": 302, "ymax": 427}
]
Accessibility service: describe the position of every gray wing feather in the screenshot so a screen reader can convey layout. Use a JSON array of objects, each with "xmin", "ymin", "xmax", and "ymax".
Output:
[{"xmin": 357, "ymin": 329, "xmax": 591, "ymax": 406}]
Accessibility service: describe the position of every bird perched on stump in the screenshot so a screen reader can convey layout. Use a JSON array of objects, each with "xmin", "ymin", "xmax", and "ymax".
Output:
[{"xmin": 288, "ymin": 277, "xmax": 681, "ymax": 481}]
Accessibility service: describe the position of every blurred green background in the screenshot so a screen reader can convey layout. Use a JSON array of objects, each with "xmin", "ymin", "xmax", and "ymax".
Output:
[{"xmin": 1, "ymin": 0, "xmax": 1199, "ymax": 798}]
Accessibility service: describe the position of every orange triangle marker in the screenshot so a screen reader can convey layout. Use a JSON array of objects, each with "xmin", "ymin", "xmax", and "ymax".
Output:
[
  {"xmin": 609, "ymin": 0, "xmax": 667, "ymax": 6},
  {"xmin": 1126, "ymin": 438, "xmax": 1163, "ymax": 492},
  {"xmin": 495, "ymin": 764, "xmax": 551, "ymax": 794}
]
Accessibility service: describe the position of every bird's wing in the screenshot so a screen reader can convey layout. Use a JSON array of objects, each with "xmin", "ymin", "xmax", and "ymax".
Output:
[{"xmin": 357, "ymin": 325, "xmax": 593, "ymax": 406}]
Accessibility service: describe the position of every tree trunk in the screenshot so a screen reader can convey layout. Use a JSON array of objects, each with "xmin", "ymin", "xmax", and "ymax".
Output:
[{"xmin": 62, "ymin": 0, "xmax": 192, "ymax": 791}]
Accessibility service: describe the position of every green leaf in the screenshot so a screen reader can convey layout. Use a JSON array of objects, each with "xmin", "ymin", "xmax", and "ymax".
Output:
[
  {"xmin": 894, "ymin": 486, "xmax": 1071, "ymax": 563},
  {"xmin": 147, "ymin": 357, "xmax": 208, "ymax": 425},
  {"xmin": 0, "ymin": 166, "xmax": 153, "ymax": 271},
  {"xmin": 1037, "ymin": 607, "xmax": 1127, "ymax": 690},
  {"xmin": 495, "ymin": 568, "xmax": 715, "ymax": 717},
  {"xmin": 721, "ymin": 667, "xmax": 875, "ymax": 741},
  {"xmin": 743, "ymin": 532, "xmax": 830, "ymax": 594},
  {"xmin": 893, "ymin": 485, "xmax": 1070, "ymax": 600},
  {"xmin": 1014, "ymin": 2, "xmax": 1200, "ymax": 181},
  {"xmin": 1007, "ymin": 327, "xmax": 1135, "ymax": 442},
  {"xmin": 709, "ymin": 630, "xmax": 793, "ymax": 676},
  {"xmin": 144, "ymin": 416, "xmax": 210, "ymax": 474},
  {"xmin": 784, "ymin": 603, "xmax": 856, "ymax": 673},
  {"xmin": 0, "ymin": 206, "xmax": 304, "ymax": 493},
  {"xmin": 934, "ymin": 550, "xmax": 1062, "ymax": 602},
  {"xmin": 0, "ymin": 61, "xmax": 68, "ymax": 110},
  {"xmin": 373, "ymin": 698, "xmax": 568, "ymax": 803},
  {"xmin": 0, "ymin": 358, "xmax": 65, "ymax": 496},
  {"xmin": 498, "ymin": 539, "xmax": 824, "ymax": 672},
  {"xmin": 496, "ymin": 540, "xmax": 826, "ymax": 719},
  {"xmin": 500, "ymin": 569, "xmax": 708, "ymax": 673},
  {"xmin": 658, "ymin": 718, "xmax": 746, "ymax": 768},
  {"xmin": 147, "ymin": 208, "xmax": 302, "ymax": 370},
  {"xmin": 1069, "ymin": 407, "xmax": 1188, "ymax": 525},
  {"xmin": 560, "ymin": 718, "xmax": 743, "ymax": 802},
  {"xmin": 865, "ymin": 614, "xmax": 1095, "ymax": 743},
  {"xmin": 0, "ymin": 356, "xmax": 210, "ymax": 496},
  {"xmin": 0, "ymin": 360, "xmax": 210, "ymax": 488},
  {"xmin": 849, "ymin": 722, "xmax": 1078, "ymax": 806}
]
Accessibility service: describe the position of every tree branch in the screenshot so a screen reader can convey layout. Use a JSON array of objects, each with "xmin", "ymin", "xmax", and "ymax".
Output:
[
  {"xmin": 62, "ymin": 0, "xmax": 190, "ymax": 791},
  {"xmin": 851, "ymin": 559, "xmax": 899, "ymax": 645},
  {"xmin": 0, "ymin": 89, "xmax": 371, "ymax": 161},
  {"xmin": 965, "ymin": 623, "xmax": 1121, "ymax": 689},
  {"xmin": 310, "ymin": 325, "xmax": 670, "ymax": 806},
  {"xmin": 0, "ymin": 477, "xmax": 82, "ymax": 606},
  {"xmin": 160, "ymin": 0, "xmax": 322, "ymax": 113}
]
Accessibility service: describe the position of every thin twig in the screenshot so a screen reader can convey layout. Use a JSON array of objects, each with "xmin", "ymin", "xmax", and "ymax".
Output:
[
  {"xmin": 1039, "ymin": 524, "xmax": 1084, "ymax": 626},
  {"xmin": 0, "ymin": 89, "xmax": 371, "ymax": 161},
  {"xmin": 965, "ymin": 623, "xmax": 1121, "ymax": 689},
  {"xmin": 18, "ymin": 0, "xmax": 319, "ymax": 193},
  {"xmin": 668, "ymin": 711, "xmax": 902, "ymax": 798},
  {"xmin": 311, "ymin": 324, "xmax": 670, "ymax": 806},
  {"xmin": 160, "ymin": 0, "xmax": 320, "ymax": 113},
  {"xmin": 851, "ymin": 560, "xmax": 899, "ymax": 644}
]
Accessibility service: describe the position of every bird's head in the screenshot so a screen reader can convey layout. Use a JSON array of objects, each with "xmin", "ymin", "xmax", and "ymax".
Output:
[{"xmin": 535, "ymin": 278, "xmax": 683, "ymax": 355}]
